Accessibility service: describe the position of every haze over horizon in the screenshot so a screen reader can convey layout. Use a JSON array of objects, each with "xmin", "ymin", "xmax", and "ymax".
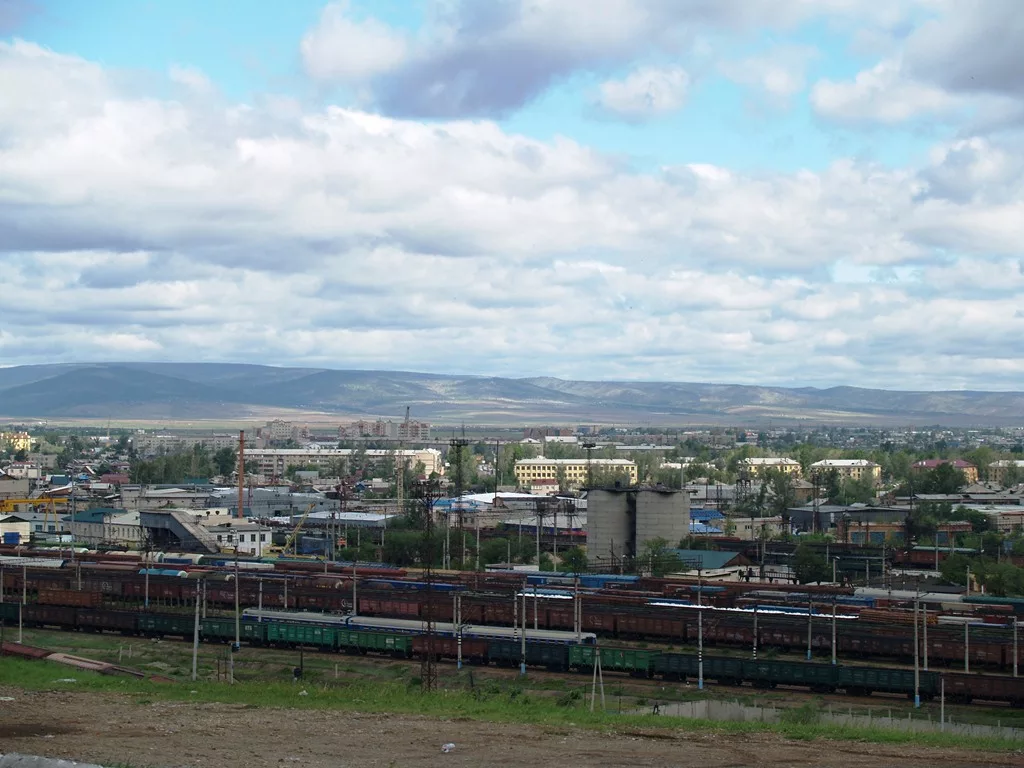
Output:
[{"xmin": 2, "ymin": 1, "xmax": 1023, "ymax": 391}]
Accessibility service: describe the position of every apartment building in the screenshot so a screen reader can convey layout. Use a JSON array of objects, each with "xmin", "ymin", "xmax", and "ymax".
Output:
[
  {"xmin": 339, "ymin": 419, "xmax": 431, "ymax": 441},
  {"xmin": 809, "ymin": 459, "xmax": 882, "ymax": 486},
  {"xmin": 911, "ymin": 459, "xmax": 979, "ymax": 484},
  {"xmin": 513, "ymin": 457, "xmax": 638, "ymax": 489},
  {"xmin": 259, "ymin": 420, "xmax": 309, "ymax": 443},
  {"xmin": 0, "ymin": 432, "xmax": 33, "ymax": 452},
  {"xmin": 989, "ymin": 460, "xmax": 1024, "ymax": 484},
  {"xmin": 738, "ymin": 457, "xmax": 802, "ymax": 477},
  {"xmin": 246, "ymin": 447, "xmax": 443, "ymax": 479},
  {"xmin": 133, "ymin": 433, "xmax": 243, "ymax": 456}
]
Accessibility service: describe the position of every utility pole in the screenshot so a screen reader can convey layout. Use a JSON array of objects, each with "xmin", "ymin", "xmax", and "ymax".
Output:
[
  {"xmin": 237, "ymin": 430, "xmax": 245, "ymax": 520},
  {"xmin": 964, "ymin": 622, "xmax": 970, "ymax": 673},
  {"xmin": 752, "ymin": 602, "xmax": 758, "ymax": 660},
  {"xmin": 449, "ymin": 433, "xmax": 470, "ymax": 568},
  {"xmin": 697, "ymin": 566, "xmax": 704, "ymax": 691},
  {"xmin": 806, "ymin": 598, "xmax": 813, "ymax": 660},
  {"xmin": 913, "ymin": 595, "xmax": 920, "ymax": 708},
  {"xmin": 520, "ymin": 583, "xmax": 527, "ymax": 677},
  {"xmin": 831, "ymin": 598, "xmax": 837, "ymax": 666},
  {"xmin": 191, "ymin": 580, "xmax": 201, "ymax": 681},
  {"xmin": 419, "ymin": 480, "xmax": 439, "ymax": 692}
]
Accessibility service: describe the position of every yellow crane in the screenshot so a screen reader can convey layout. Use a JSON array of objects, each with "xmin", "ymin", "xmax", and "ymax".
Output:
[{"xmin": 278, "ymin": 502, "xmax": 318, "ymax": 556}]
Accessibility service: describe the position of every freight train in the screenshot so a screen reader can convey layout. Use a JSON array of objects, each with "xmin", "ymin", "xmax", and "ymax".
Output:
[
  {"xmin": 2, "ymin": 600, "xmax": 1020, "ymax": 707},
  {"xmin": 3, "ymin": 557, "xmax": 1023, "ymax": 671}
]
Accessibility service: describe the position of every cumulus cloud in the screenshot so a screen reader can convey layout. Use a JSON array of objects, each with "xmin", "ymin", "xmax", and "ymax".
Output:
[
  {"xmin": 720, "ymin": 45, "xmax": 817, "ymax": 104},
  {"xmin": 811, "ymin": 1, "xmax": 1024, "ymax": 128},
  {"xmin": 300, "ymin": 1, "xmax": 408, "ymax": 83},
  {"xmin": 300, "ymin": 0, "xmax": 913, "ymax": 117},
  {"xmin": 595, "ymin": 66, "xmax": 690, "ymax": 121},
  {"xmin": 2, "ymin": 39, "xmax": 1024, "ymax": 387},
  {"xmin": 811, "ymin": 59, "xmax": 958, "ymax": 123}
]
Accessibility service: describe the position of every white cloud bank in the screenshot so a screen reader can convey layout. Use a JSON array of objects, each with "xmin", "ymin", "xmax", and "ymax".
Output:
[{"xmin": 1, "ymin": 40, "xmax": 1024, "ymax": 388}]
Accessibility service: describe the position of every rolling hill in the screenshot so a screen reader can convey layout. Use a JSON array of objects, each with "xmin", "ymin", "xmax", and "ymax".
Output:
[{"xmin": 0, "ymin": 362, "xmax": 1021, "ymax": 425}]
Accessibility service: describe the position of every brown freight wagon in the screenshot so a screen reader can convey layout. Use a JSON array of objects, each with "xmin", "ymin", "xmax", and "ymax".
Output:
[
  {"xmin": 23, "ymin": 604, "xmax": 77, "ymax": 628},
  {"xmin": 37, "ymin": 589, "xmax": 103, "ymax": 608},
  {"xmin": 412, "ymin": 634, "xmax": 489, "ymax": 664},
  {"xmin": 77, "ymin": 608, "xmax": 137, "ymax": 633}
]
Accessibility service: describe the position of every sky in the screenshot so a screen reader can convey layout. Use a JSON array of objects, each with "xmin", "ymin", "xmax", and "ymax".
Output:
[{"xmin": 1, "ymin": 0, "xmax": 1023, "ymax": 391}]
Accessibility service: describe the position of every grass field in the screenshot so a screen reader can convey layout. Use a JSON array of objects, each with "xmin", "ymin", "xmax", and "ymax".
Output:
[{"xmin": 3, "ymin": 629, "xmax": 1024, "ymax": 753}]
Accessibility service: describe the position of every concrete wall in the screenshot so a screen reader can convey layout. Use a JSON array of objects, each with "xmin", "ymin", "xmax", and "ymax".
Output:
[
  {"xmin": 635, "ymin": 489, "xmax": 688, "ymax": 552},
  {"xmin": 586, "ymin": 489, "xmax": 633, "ymax": 566}
]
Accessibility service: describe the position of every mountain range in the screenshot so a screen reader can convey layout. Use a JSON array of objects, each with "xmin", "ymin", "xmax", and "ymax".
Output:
[{"xmin": 0, "ymin": 362, "xmax": 1022, "ymax": 426}]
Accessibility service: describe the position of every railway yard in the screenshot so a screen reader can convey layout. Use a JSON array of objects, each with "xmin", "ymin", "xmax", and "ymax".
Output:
[{"xmin": 3, "ymin": 546, "xmax": 1024, "ymax": 765}]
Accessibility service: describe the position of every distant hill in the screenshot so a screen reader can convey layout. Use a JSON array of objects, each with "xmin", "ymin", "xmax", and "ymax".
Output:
[{"xmin": 0, "ymin": 362, "xmax": 1022, "ymax": 425}]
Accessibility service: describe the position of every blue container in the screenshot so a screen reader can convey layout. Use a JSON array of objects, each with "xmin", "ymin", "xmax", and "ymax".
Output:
[{"xmin": 3, "ymin": 532, "xmax": 21, "ymax": 545}]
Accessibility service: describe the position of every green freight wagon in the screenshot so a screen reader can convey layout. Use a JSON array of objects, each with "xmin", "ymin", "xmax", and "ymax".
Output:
[
  {"xmin": 200, "ymin": 617, "xmax": 267, "ymax": 645},
  {"xmin": 266, "ymin": 621, "xmax": 336, "ymax": 650},
  {"xmin": 700, "ymin": 655, "xmax": 745, "ymax": 685},
  {"xmin": 569, "ymin": 645, "xmax": 658, "ymax": 677},
  {"xmin": 0, "ymin": 601, "xmax": 18, "ymax": 623},
  {"xmin": 654, "ymin": 652, "xmax": 698, "ymax": 680},
  {"xmin": 836, "ymin": 665, "xmax": 937, "ymax": 699},
  {"xmin": 336, "ymin": 629, "xmax": 413, "ymax": 658},
  {"xmin": 743, "ymin": 659, "xmax": 837, "ymax": 693},
  {"xmin": 488, "ymin": 639, "xmax": 569, "ymax": 671},
  {"xmin": 138, "ymin": 612, "xmax": 194, "ymax": 638}
]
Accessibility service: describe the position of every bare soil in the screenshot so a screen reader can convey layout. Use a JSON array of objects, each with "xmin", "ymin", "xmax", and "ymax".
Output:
[{"xmin": 1, "ymin": 687, "xmax": 1022, "ymax": 768}]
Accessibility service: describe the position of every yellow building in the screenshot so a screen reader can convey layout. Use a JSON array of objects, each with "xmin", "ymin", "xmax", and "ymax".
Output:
[
  {"xmin": 514, "ymin": 457, "xmax": 638, "ymax": 489},
  {"xmin": 988, "ymin": 460, "xmax": 1024, "ymax": 484},
  {"xmin": 738, "ymin": 457, "xmax": 801, "ymax": 478},
  {"xmin": 0, "ymin": 432, "xmax": 32, "ymax": 453},
  {"xmin": 911, "ymin": 459, "xmax": 978, "ymax": 485},
  {"xmin": 810, "ymin": 459, "xmax": 881, "ymax": 486}
]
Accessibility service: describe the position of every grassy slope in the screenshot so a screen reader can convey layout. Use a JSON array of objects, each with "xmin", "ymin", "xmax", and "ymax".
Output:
[{"xmin": 1, "ymin": 656, "xmax": 1022, "ymax": 753}]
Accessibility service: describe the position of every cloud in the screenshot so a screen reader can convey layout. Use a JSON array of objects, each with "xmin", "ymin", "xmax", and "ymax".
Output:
[
  {"xmin": 810, "ymin": 1, "xmax": 1024, "ymax": 129},
  {"xmin": 595, "ymin": 66, "xmax": 690, "ymax": 121},
  {"xmin": 719, "ymin": 45, "xmax": 817, "ymax": 104},
  {"xmin": 811, "ymin": 59, "xmax": 958, "ymax": 123},
  {"xmin": 303, "ymin": 0, "xmax": 912, "ymax": 118},
  {"xmin": 3, "ymin": 39, "xmax": 1024, "ymax": 388},
  {"xmin": 300, "ymin": 1, "xmax": 408, "ymax": 83}
]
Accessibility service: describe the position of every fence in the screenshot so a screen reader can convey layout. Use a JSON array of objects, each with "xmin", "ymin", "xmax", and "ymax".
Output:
[{"xmin": 641, "ymin": 699, "xmax": 1024, "ymax": 741}]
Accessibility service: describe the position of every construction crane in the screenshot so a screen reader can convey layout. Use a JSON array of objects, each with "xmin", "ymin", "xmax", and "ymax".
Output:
[{"xmin": 279, "ymin": 502, "xmax": 318, "ymax": 556}]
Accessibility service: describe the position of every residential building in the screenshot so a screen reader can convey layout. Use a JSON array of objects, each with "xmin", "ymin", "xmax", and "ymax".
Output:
[
  {"xmin": 206, "ymin": 522, "xmax": 272, "ymax": 556},
  {"xmin": 340, "ymin": 419, "xmax": 431, "ymax": 441},
  {"xmin": 989, "ymin": 460, "xmax": 1024, "ymax": 484},
  {"xmin": 738, "ymin": 457, "xmax": 802, "ymax": 477},
  {"xmin": 133, "ymin": 433, "xmax": 244, "ymax": 456},
  {"xmin": 911, "ymin": 459, "xmax": 978, "ymax": 484},
  {"xmin": 246, "ymin": 447, "xmax": 443, "ymax": 480},
  {"xmin": 259, "ymin": 420, "xmax": 308, "ymax": 443},
  {"xmin": 809, "ymin": 459, "xmax": 882, "ymax": 486},
  {"xmin": 0, "ymin": 431, "xmax": 33, "ymax": 453},
  {"xmin": 513, "ymin": 457, "xmax": 638, "ymax": 489}
]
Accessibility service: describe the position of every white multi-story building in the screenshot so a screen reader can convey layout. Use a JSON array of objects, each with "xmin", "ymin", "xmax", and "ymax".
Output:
[{"xmin": 246, "ymin": 448, "xmax": 444, "ymax": 480}]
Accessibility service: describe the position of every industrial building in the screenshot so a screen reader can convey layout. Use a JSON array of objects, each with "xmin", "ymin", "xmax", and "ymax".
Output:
[{"xmin": 586, "ymin": 487, "xmax": 690, "ymax": 569}]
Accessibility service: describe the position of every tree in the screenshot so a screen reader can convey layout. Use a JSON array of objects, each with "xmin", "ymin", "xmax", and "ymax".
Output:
[
  {"xmin": 640, "ymin": 537, "xmax": 684, "ymax": 576},
  {"xmin": 766, "ymin": 470, "xmax": 796, "ymax": 531},
  {"xmin": 213, "ymin": 447, "xmax": 237, "ymax": 477},
  {"xmin": 917, "ymin": 463, "xmax": 967, "ymax": 494},
  {"xmin": 560, "ymin": 546, "xmax": 588, "ymax": 575},
  {"xmin": 793, "ymin": 542, "xmax": 831, "ymax": 584}
]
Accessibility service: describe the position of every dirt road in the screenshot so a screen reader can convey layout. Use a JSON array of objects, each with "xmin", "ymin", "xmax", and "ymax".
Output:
[{"xmin": 1, "ymin": 687, "xmax": 1021, "ymax": 768}]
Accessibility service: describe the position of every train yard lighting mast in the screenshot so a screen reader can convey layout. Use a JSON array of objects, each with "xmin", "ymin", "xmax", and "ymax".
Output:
[
  {"xmin": 697, "ymin": 565, "xmax": 704, "ymax": 691},
  {"xmin": 913, "ymin": 595, "xmax": 921, "ymax": 708}
]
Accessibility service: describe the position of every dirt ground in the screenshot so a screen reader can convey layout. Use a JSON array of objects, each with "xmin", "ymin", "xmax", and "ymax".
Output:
[{"xmin": 0, "ymin": 687, "xmax": 1022, "ymax": 768}]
